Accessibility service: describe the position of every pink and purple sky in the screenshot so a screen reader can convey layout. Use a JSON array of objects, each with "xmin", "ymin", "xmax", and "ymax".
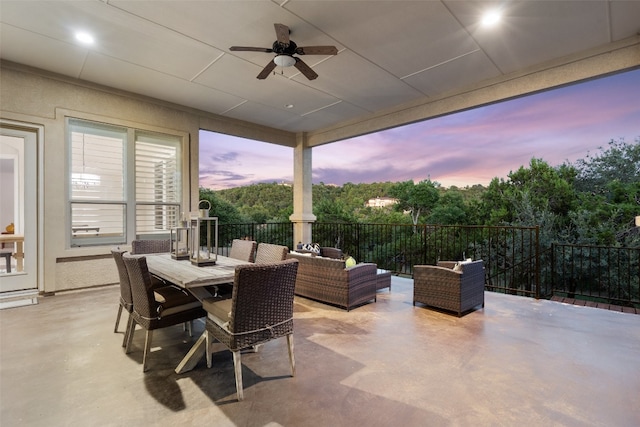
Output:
[{"xmin": 200, "ymin": 69, "xmax": 639, "ymax": 190}]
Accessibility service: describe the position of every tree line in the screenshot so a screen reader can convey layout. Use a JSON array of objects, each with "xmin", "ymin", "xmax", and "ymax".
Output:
[{"xmin": 200, "ymin": 138, "xmax": 639, "ymax": 248}]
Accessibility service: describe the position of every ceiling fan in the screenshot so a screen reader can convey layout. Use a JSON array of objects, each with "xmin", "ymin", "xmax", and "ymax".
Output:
[{"xmin": 230, "ymin": 23, "xmax": 338, "ymax": 80}]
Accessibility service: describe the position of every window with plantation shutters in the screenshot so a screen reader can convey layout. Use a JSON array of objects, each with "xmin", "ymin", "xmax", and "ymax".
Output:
[
  {"xmin": 68, "ymin": 119, "xmax": 182, "ymax": 247},
  {"xmin": 135, "ymin": 134, "xmax": 180, "ymax": 235},
  {"xmin": 69, "ymin": 120, "xmax": 126, "ymax": 246}
]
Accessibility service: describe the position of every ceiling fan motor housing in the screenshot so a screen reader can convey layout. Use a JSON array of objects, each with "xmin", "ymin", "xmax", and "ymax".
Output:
[{"xmin": 272, "ymin": 39, "xmax": 297, "ymax": 55}]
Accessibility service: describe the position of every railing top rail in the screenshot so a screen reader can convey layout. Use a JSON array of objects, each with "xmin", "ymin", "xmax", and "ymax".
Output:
[
  {"xmin": 317, "ymin": 222, "xmax": 539, "ymax": 231},
  {"xmin": 553, "ymin": 243, "xmax": 640, "ymax": 250}
]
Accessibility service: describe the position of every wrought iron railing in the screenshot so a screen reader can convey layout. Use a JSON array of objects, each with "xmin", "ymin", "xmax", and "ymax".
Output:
[
  {"xmin": 550, "ymin": 244, "xmax": 640, "ymax": 307},
  {"xmin": 217, "ymin": 222, "xmax": 639, "ymax": 308}
]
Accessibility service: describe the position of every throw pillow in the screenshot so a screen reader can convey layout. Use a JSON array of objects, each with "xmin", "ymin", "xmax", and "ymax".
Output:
[
  {"xmin": 345, "ymin": 256, "xmax": 356, "ymax": 267},
  {"xmin": 301, "ymin": 243, "xmax": 321, "ymax": 253}
]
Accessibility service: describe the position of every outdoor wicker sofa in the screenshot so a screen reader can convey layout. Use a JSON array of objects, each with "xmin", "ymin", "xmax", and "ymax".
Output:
[
  {"xmin": 413, "ymin": 260, "xmax": 485, "ymax": 316},
  {"xmin": 286, "ymin": 252, "xmax": 377, "ymax": 310}
]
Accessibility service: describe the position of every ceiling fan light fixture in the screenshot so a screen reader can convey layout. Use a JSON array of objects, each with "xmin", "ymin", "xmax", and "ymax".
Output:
[{"xmin": 273, "ymin": 55, "xmax": 296, "ymax": 68}]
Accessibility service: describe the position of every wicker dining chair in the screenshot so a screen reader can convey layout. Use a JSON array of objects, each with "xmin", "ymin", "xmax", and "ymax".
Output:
[
  {"xmin": 130, "ymin": 239, "xmax": 175, "ymax": 288},
  {"xmin": 131, "ymin": 239, "xmax": 170, "ymax": 255},
  {"xmin": 122, "ymin": 253, "xmax": 206, "ymax": 372},
  {"xmin": 254, "ymin": 242, "xmax": 289, "ymax": 264},
  {"xmin": 413, "ymin": 260, "xmax": 485, "ymax": 317},
  {"xmin": 112, "ymin": 249, "xmax": 201, "ymax": 348},
  {"xmin": 112, "ymin": 249, "xmax": 135, "ymax": 346},
  {"xmin": 228, "ymin": 239, "xmax": 257, "ymax": 263},
  {"xmin": 204, "ymin": 259, "xmax": 299, "ymax": 401}
]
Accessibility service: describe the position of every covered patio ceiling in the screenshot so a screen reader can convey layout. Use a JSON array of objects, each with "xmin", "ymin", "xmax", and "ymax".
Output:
[{"xmin": 1, "ymin": 1, "xmax": 639, "ymax": 146}]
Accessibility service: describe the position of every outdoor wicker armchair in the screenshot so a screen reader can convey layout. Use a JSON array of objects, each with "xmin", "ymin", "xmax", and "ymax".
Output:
[
  {"xmin": 203, "ymin": 259, "xmax": 299, "ymax": 401},
  {"xmin": 413, "ymin": 260, "xmax": 485, "ymax": 317}
]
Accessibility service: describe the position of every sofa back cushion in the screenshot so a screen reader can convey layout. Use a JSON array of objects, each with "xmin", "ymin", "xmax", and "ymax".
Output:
[
  {"xmin": 321, "ymin": 247, "xmax": 343, "ymax": 259},
  {"xmin": 287, "ymin": 252, "xmax": 346, "ymax": 270}
]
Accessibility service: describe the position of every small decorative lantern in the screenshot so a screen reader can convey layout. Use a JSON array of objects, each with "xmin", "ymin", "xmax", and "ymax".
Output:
[
  {"xmin": 189, "ymin": 216, "xmax": 218, "ymax": 266},
  {"xmin": 170, "ymin": 226, "xmax": 190, "ymax": 260}
]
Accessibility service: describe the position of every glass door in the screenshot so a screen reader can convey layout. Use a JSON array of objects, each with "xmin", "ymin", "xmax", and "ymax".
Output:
[{"xmin": 0, "ymin": 124, "xmax": 38, "ymax": 294}]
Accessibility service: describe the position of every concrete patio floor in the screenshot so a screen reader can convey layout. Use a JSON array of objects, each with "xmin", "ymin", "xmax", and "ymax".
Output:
[{"xmin": 1, "ymin": 276, "xmax": 639, "ymax": 426}]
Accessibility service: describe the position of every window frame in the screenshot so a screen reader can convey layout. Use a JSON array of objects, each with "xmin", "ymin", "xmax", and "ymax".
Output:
[{"xmin": 66, "ymin": 117, "xmax": 184, "ymax": 247}]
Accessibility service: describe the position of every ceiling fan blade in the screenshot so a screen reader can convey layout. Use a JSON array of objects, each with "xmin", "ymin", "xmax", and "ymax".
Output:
[
  {"xmin": 294, "ymin": 58, "xmax": 318, "ymax": 80},
  {"xmin": 274, "ymin": 23, "xmax": 290, "ymax": 46},
  {"xmin": 257, "ymin": 60, "xmax": 277, "ymax": 80},
  {"xmin": 230, "ymin": 46, "xmax": 273, "ymax": 53},
  {"xmin": 296, "ymin": 46, "xmax": 338, "ymax": 56}
]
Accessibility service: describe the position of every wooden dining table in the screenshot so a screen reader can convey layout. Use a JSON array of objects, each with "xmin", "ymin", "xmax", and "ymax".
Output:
[{"xmin": 145, "ymin": 253, "xmax": 251, "ymax": 374}]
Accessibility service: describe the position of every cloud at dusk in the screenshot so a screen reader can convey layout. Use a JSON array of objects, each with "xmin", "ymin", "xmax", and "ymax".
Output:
[{"xmin": 200, "ymin": 69, "xmax": 640, "ymax": 190}]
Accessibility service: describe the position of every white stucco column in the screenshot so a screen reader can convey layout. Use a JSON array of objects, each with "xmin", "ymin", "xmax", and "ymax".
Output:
[{"xmin": 289, "ymin": 134, "xmax": 316, "ymax": 246}]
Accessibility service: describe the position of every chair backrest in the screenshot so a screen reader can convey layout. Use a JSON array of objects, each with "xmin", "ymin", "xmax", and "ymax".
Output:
[
  {"xmin": 254, "ymin": 243, "xmax": 289, "ymax": 264},
  {"xmin": 321, "ymin": 247, "xmax": 343, "ymax": 259},
  {"xmin": 229, "ymin": 239, "xmax": 257, "ymax": 263},
  {"xmin": 229, "ymin": 259, "xmax": 299, "ymax": 341},
  {"xmin": 111, "ymin": 249, "xmax": 133, "ymax": 310},
  {"xmin": 131, "ymin": 239, "xmax": 170, "ymax": 255},
  {"xmin": 122, "ymin": 254, "xmax": 157, "ymax": 319},
  {"xmin": 458, "ymin": 260, "xmax": 485, "ymax": 281}
]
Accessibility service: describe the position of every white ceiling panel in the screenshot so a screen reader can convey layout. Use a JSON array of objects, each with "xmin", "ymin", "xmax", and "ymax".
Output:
[
  {"xmin": 0, "ymin": 23, "xmax": 88, "ymax": 78},
  {"xmin": 448, "ymin": 0, "xmax": 613, "ymax": 74},
  {"xmin": 220, "ymin": 100, "xmax": 303, "ymax": 133},
  {"xmin": 80, "ymin": 53, "xmax": 246, "ymax": 114},
  {"xmin": 610, "ymin": 1, "xmax": 640, "ymax": 40},
  {"xmin": 404, "ymin": 49, "xmax": 501, "ymax": 97},
  {"xmin": 287, "ymin": 101, "xmax": 371, "ymax": 134},
  {"xmin": 295, "ymin": 50, "xmax": 424, "ymax": 112}
]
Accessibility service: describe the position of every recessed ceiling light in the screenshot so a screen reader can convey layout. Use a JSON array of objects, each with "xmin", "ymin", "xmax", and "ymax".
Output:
[
  {"xmin": 75, "ymin": 31, "xmax": 95, "ymax": 45},
  {"xmin": 285, "ymin": 104, "xmax": 294, "ymax": 109},
  {"xmin": 481, "ymin": 9, "xmax": 501, "ymax": 27}
]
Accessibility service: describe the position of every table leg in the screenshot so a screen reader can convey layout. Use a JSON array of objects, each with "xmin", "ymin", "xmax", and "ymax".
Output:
[
  {"xmin": 14, "ymin": 241, "xmax": 24, "ymax": 272},
  {"xmin": 1, "ymin": 252, "xmax": 11, "ymax": 273},
  {"xmin": 174, "ymin": 331, "xmax": 207, "ymax": 374}
]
